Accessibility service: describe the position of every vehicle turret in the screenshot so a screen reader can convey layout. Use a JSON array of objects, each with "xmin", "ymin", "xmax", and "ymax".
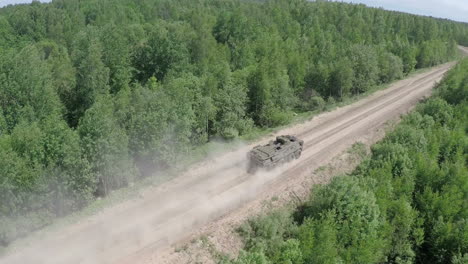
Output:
[{"xmin": 247, "ymin": 135, "xmax": 303, "ymax": 173}]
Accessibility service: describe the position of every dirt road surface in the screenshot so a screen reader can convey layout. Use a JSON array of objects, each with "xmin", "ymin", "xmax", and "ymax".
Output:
[
  {"xmin": 459, "ymin": 45, "xmax": 468, "ymax": 56},
  {"xmin": 0, "ymin": 62, "xmax": 455, "ymax": 264}
]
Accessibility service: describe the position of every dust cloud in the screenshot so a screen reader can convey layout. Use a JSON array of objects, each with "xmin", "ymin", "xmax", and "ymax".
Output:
[
  {"xmin": 1, "ymin": 138, "xmax": 280, "ymax": 264},
  {"xmin": 1, "ymin": 62, "xmax": 455, "ymax": 264}
]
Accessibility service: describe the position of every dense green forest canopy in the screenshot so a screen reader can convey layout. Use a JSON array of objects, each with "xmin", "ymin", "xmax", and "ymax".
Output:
[
  {"xmin": 228, "ymin": 59, "xmax": 468, "ymax": 264},
  {"xmin": 0, "ymin": 0, "xmax": 467, "ymax": 246}
]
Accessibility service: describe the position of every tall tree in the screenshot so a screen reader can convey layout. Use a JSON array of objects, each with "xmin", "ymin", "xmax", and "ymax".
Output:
[
  {"xmin": 70, "ymin": 29, "xmax": 110, "ymax": 126},
  {"xmin": 0, "ymin": 45, "xmax": 62, "ymax": 132},
  {"xmin": 78, "ymin": 95, "xmax": 134, "ymax": 196}
]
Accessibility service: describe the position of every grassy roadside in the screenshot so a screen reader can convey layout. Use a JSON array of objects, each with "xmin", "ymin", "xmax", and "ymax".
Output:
[
  {"xmin": 173, "ymin": 140, "xmax": 374, "ymax": 263},
  {"xmin": 224, "ymin": 58, "xmax": 468, "ymax": 264},
  {"xmin": 0, "ymin": 62, "xmax": 451, "ymax": 255}
]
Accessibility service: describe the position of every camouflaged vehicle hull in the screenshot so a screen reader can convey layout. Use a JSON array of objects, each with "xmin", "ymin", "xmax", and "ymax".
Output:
[{"xmin": 247, "ymin": 135, "xmax": 304, "ymax": 173}]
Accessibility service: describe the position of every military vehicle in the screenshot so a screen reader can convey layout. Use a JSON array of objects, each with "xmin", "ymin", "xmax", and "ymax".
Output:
[{"xmin": 247, "ymin": 135, "xmax": 304, "ymax": 173}]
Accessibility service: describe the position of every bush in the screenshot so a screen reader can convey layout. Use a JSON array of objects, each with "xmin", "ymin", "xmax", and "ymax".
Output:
[
  {"xmin": 232, "ymin": 59, "xmax": 468, "ymax": 264},
  {"xmin": 303, "ymin": 96, "xmax": 326, "ymax": 112},
  {"xmin": 228, "ymin": 250, "xmax": 270, "ymax": 264},
  {"xmin": 238, "ymin": 209, "xmax": 297, "ymax": 258},
  {"xmin": 220, "ymin": 126, "xmax": 239, "ymax": 140},
  {"xmin": 378, "ymin": 52, "xmax": 404, "ymax": 83},
  {"xmin": 418, "ymin": 98, "xmax": 454, "ymax": 125},
  {"xmin": 264, "ymin": 108, "xmax": 293, "ymax": 127}
]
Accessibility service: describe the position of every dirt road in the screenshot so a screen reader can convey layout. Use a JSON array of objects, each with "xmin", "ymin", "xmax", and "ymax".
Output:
[
  {"xmin": 459, "ymin": 45, "xmax": 468, "ymax": 56},
  {"xmin": 0, "ymin": 62, "xmax": 455, "ymax": 264}
]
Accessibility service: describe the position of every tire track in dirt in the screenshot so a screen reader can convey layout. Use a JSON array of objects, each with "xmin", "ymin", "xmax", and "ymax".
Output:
[
  {"xmin": 130, "ymin": 63, "xmax": 452, "ymax": 241},
  {"xmin": 116, "ymin": 62, "xmax": 453, "ymax": 264},
  {"xmin": 0, "ymin": 62, "xmax": 454, "ymax": 264},
  {"xmin": 300, "ymin": 65, "xmax": 450, "ymax": 148},
  {"xmin": 101, "ymin": 65, "xmax": 447, "ymax": 229},
  {"xmin": 113, "ymin": 62, "xmax": 453, "ymax": 264},
  {"xmin": 297, "ymin": 65, "xmax": 449, "ymax": 141}
]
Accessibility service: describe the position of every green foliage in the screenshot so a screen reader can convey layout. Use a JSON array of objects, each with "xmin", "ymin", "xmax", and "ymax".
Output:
[
  {"xmin": 0, "ymin": 45, "xmax": 62, "ymax": 132},
  {"xmin": 231, "ymin": 59, "xmax": 468, "ymax": 264},
  {"xmin": 417, "ymin": 40, "xmax": 455, "ymax": 68},
  {"xmin": 378, "ymin": 51, "xmax": 404, "ymax": 83},
  {"xmin": 100, "ymin": 24, "xmax": 134, "ymax": 94},
  {"xmin": 239, "ymin": 209, "xmax": 297, "ymax": 259},
  {"xmin": 229, "ymin": 250, "xmax": 270, "ymax": 264},
  {"xmin": 418, "ymin": 98, "xmax": 454, "ymax": 125},
  {"xmin": 133, "ymin": 21, "xmax": 193, "ymax": 82},
  {"xmin": 305, "ymin": 177, "xmax": 384, "ymax": 263},
  {"xmin": 70, "ymin": 29, "xmax": 110, "ymax": 126},
  {"xmin": 39, "ymin": 115, "xmax": 94, "ymax": 211},
  {"xmin": 329, "ymin": 58, "xmax": 354, "ymax": 98},
  {"xmin": 302, "ymin": 96, "xmax": 326, "ymax": 112},
  {"xmin": 272, "ymin": 239, "xmax": 303, "ymax": 264},
  {"xmin": 349, "ymin": 44, "xmax": 380, "ymax": 94},
  {"xmin": 437, "ymin": 60, "xmax": 468, "ymax": 105},
  {"xmin": 78, "ymin": 95, "xmax": 135, "ymax": 196},
  {"xmin": 214, "ymin": 70, "xmax": 253, "ymax": 139},
  {"xmin": 1, "ymin": 0, "xmax": 467, "ymax": 247},
  {"xmin": 298, "ymin": 212, "xmax": 342, "ymax": 264},
  {"xmin": 247, "ymin": 56, "xmax": 294, "ymax": 127}
]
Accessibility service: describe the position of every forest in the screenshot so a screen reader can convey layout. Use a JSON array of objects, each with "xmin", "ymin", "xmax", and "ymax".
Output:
[
  {"xmin": 227, "ymin": 59, "xmax": 468, "ymax": 264},
  {"xmin": 1, "ymin": 0, "xmax": 468, "ymax": 246}
]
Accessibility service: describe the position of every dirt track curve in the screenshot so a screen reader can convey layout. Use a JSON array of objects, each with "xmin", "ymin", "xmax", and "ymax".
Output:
[{"xmin": 0, "ymin": 61, "xmax": 456, "ymax": 264}]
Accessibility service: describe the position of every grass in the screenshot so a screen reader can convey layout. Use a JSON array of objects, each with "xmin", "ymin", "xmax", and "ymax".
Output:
[
  {"xmin": 199, "ymin": 235, "xmax": 228, "ymax": 262},
  {"xmin": 348, "ymin": 142, "xmax": 368, "ymax": 158},
  {"xmin": 174, "ymin": 244, "xmax": 189, "ymax": 253},
  {"xmin": 0, "ymin": 63, "xmax": 451, "ymax": 255}
]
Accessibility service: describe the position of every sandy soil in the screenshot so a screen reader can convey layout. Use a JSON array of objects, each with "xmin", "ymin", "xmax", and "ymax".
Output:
[
  {"xmin": 459, "ymin": 45, "xmax": 468, "ymax": 56},
  {"xmin": 0, "ymin": 62, "xmax": 454, "ymax": 264},
  {"xmin": 154, "ymin": 131, "xmax": 377, "ymax": 264}
]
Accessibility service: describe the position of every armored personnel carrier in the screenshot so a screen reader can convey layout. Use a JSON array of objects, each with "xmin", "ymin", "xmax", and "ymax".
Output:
[{"xmin": 247, "ymin": 135, "xmax": 304, "ymax": 173}]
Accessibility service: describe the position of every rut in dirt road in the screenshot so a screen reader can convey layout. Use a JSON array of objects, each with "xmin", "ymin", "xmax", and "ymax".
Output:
[{"xmin": 0, "ymin": 62, "xmax": 454, "ymax": 264}]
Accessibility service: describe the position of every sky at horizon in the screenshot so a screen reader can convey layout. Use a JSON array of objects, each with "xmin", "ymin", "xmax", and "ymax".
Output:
[
  {"xmin": 0, "ymin": 0, "xmax": 49, "ymax": 8},
  {"xmin": 333, "ymin": 0, "xmax": 468, "ymax": 23},
  {"xmin": 1, "ymin": 0, "xmax": 467, "ymax": 23}
]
